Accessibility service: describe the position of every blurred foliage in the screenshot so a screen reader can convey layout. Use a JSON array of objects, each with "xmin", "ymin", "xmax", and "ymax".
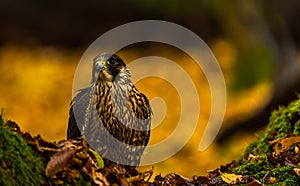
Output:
[{"xmin": 128, "ymin": 0, "xmax": 299, "ymax": 92}]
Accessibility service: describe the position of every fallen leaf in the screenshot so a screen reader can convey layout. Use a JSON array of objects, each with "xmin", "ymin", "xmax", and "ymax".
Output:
[
  {"xmin": 273, "ymin": 136, "xmax": 300, "ymax": 155},
  {"xmin": 208, "ymin": 168, "xmax": 219, "ymax": 178},
  {"xmin": 294, "ymin": 168, "xmax": 300, "ymax": 176},
  {"xmin": 88, "ymin": 148, "xmax": 104, "ymax": 168},
  {"xmin": 269, "ymin": 176, "xmax": 277, "ymax": 184},
  {"xmin": 246, "ymin": 179, "xmax": 263, "ymax": 186},
  {"xmin": 45, "ymin": 146, "xmax": 76, "ymax": 176},
  {"xmin": 93, "ymin": 171, "xmax": 109, "ymax": 186},
  {"xmin": 247, "ymin": 154, "xmax": 261, "ymax": 162},
  {"xmin": 219, "ymin": 171, "xmax": 242, "ymax": 184}
]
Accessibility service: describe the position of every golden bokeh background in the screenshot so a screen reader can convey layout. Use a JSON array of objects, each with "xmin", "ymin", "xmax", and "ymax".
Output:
[{"xmin": 0, "ymin": 41, "xmax": 273, "ymax": 177}]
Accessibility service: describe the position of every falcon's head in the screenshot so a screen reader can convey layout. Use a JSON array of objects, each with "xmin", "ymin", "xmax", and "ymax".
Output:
[{"xmin": 92, "ymin": 53, "xmax": 129, "ymax": 83}]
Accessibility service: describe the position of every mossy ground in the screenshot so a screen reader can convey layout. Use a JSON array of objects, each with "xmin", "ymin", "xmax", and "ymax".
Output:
[
  {"xmin": 232, "ymin": 98, "xmax": 300, "ymax": 185},
  {"xmin": 1, "ymin": 98, "xmax": 300, "ymax": 185},
  {"xmin": 0, "ymin": 117, "xmax": 94, "ymax": 186},
  {"xmin": 0, "ymin": 116, "xmax": 46, "ymax": 186}
]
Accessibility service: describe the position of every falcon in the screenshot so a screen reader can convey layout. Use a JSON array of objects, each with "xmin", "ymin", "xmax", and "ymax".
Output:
[{"xmin": 67, "ymin": 53, "xmax": 151, "ymax": 167}]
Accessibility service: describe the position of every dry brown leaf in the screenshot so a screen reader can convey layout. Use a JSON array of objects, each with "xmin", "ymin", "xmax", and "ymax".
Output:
[
  {"xmin": 93, "ymin": 171, "xmax": 110, "ymax": 186},
  {"xmin": 208, "ymin": 168, "xmax": 219, "ymax": 178},
  {"xmin": 66, "ymin": 169, "xmax": 80, "ymax": 182},
  {"xmin": 294, "ymin": 168, "xmax": 300, "ymax": 176},
  {"xmin": 269, "ymin": 176, "xmax": 278, "ymax": 184},
  {"xmin": 35, "ymin": 134, "xmax": 58, "ymax": 150},
  {"xmin": 273, "ymin": 136, "xmax": 300, "ymax": 155},
  {"xmin": 246, "ymin": 179, "xmax": 264, "ymax": 186},
  {"xmin": 45, "ymin": 147, "xmax": 76, "ymax": 176},
  {"xmin": 53, "ymin": 179, "xmax": 64, "ymax": 185},
  {"xmin": 141, "ymin": 168, "xmax": 153, "ymax": 181},
  {"xmin": 6, "ymin": 120, "xmax": 21, "ymax": 134},
  {"xmin": 247, "ymin": 154, "xmax": 261, "ymax": 162}
]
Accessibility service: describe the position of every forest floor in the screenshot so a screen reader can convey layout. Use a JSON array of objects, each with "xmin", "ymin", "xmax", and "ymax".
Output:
[{"xmin": 1, "ymin": 97, "xmax": 300, "ymax": 185}]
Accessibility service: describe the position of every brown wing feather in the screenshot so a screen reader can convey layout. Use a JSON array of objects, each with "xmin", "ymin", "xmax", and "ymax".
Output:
[{"xmin": 67, "ymin": 87, "xmax": 91, "ymax": 139}]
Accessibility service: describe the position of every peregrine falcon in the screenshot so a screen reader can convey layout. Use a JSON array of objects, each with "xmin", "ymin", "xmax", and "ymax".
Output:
[{"xmin": 67, "ymin": 53, "xmax": 151, "ymax": 167}]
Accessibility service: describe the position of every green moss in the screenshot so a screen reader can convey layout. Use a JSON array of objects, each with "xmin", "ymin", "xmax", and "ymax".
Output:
[
  {"xmin": 271, "ymin": 166, "xmax": 300, "ymax": 186},
  {"xmin": 268, "ymin": 100, "xmax": 300, "ymax": 139},
  {"xmin": 0, "ymin": 116, "xmax": 46, "ymax": 186},
  {"xmin": 233, "ymin": 98, "xmax": 300, "ymax": 184},
  {"xmin": 0, "ymin": 116, "xmax": 94, "ymax": 185},
  {"xmin": 243, "ymin": 99, "xmax": 300, "ymax": 155},
  {"xmin": 233, "ymin": 161, "xmax": 271, "ymax": 178}
]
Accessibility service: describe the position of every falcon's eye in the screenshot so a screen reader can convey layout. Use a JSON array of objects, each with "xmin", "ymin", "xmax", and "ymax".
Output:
[{"xmin": 108, "ymin": 59, "xmax": 116, "ymax": 66}]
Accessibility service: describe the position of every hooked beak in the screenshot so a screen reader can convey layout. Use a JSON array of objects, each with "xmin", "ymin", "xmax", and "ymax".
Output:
[
  {"xmin": 92, "ymin": 59, "xmax": 106, "ymax": 83},
  {"xmin": 95, "ymin": 60, "xmax": 106, "ymax": 71}
]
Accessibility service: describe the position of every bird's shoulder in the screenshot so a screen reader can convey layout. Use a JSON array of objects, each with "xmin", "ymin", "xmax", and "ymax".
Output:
[
  {"xmin": 129, "ymin": 86, "xmax": 152, "ymax": 119},
  {"xmin": 68, "ymin": 86, "xmax": 93, "ymax": 139},
  {"xmin": 70, "ymin": 86, "xmax": 92, "ymax": 106}
]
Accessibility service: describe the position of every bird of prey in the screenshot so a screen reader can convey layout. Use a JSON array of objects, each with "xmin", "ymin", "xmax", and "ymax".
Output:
[{"xmin": 67, "ymin": 53, "xmax": 151, "ymax": 167}]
